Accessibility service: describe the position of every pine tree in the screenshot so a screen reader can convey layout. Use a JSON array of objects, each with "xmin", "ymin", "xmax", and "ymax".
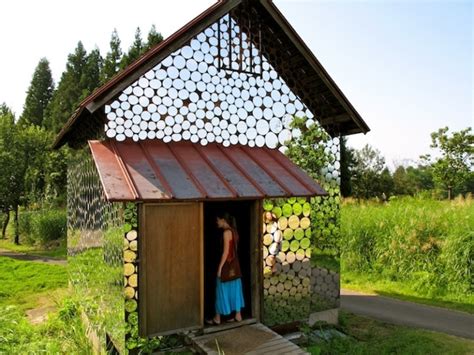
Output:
[
  {"xmin": 43, "ymin": 42, "xmax": 88, "ymax": 133},
  {"xmin": 18, "ymin": 58, "xmax": 54, "ymax": 127},
  {"xmin": 80, "ymin": 47, "xmax": 103, "ymax": 100},
  {"xmin": 144, "ymin": 24, "xmax": 163, "ymax": 51},
  {"xmin": 120, "ymin": 27, "xmax": 143, "ymax": 69},
  {"xmin": 101, "ymin": 29, "xmax": 122, "ymax": 84}
]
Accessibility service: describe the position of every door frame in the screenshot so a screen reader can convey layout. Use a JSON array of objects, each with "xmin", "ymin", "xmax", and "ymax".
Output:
[
  {"xmin": 138, "ymin": 199, "xmax": 263, "ymax": 337},
  {"xmin": 250, "ymin": 199, "xmax": 263, "ymax": 322}
]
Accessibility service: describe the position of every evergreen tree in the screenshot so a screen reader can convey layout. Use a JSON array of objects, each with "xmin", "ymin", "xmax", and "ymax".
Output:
[
  {"xmin": 43, "ymin": 42, "xmax": 88, "ymax": 133},
  {"xmin": 120, "ymin": 27, "xmax": 144, "ymax": 69},
  {"xmin": 80, "ymin": 47, "xmax": 103, "ymax": 100},
  {"xmin": 101, "ymin": 29, "xmax": 123, "ymax": 84},
  {"xmin": 340, "ymin": 136, "xmax": 355, "ymax": 197},
  {"xmin": 18, "ymin": 58, "xmax": 54, "ymax": 127},
  {"xmin": 144, "ymin": 24, "xmax": 163, "ymax": 51}
]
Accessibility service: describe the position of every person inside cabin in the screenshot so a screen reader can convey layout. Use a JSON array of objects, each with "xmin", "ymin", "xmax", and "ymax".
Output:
[{"xmin": 206, "ymin": 212, "xmax": 245, "ymax": 325}]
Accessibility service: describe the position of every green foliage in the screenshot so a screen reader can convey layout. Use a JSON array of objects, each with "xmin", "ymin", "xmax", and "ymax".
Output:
[
  {"xmin": 0, "ymin": 106, "xmax": 22, "ymax": 214},
  {"xmin": 43, "ymin": 41, "xmax": 102, "ymax": 133},
  {"xmin": 18, "ymin": 58, "xmax": 54, "ymax": 127},
  {"xmin": 351, "ymin": 144, "xmax": 392, "ymax": 199},
  {"xmin": 341, "ymin": 196, "xmax": 474, "ymax": 299},
  {"xmin": 33, "ymin": 209, "xmax": 67, "ymax": 244},
  {"xmin": 285, "ymin": 116, "xmax": 331, "ymax": 180},
  {"xmin": 0, "ymin": 297, "xmax": 91, "ymax": 353},
  {"xmin": 18, "ymin": 209, "xmax": 66, "ymax": 245},
  {"xmin": 145, "ymin": 24, "xmax": 164, "ymax": 51},
  {"xmin": 0, "ymin": 257, "xmax": 67, "ymax": 307},
  {"xmin": 101, "ymin": 29, "xmax": 123, "ymax": 84},
  {"xmin": 120, "ymin": 27, "xmax": 144, "ymax": 69},
  {"xmin": 340, "ymin": 137, "xmax": 354, "ymax": 197},
  {"xmin": 304, "ymin": 312, "xmax": 474, "ymax": 355},
  {"xmin": 423, "ymin": 127, "xmax": 474, "ymax": 199}
]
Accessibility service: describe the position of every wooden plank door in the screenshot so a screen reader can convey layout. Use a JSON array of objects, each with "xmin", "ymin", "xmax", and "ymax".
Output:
[{"xmin": 139, "ymin": 202, "xmax": 203, "ymax": 336}]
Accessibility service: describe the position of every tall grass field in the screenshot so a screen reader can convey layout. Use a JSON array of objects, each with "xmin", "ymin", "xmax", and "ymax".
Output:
[{"xmin": 341, "ymin": 195, "xmax": 473, "ymax": 312}]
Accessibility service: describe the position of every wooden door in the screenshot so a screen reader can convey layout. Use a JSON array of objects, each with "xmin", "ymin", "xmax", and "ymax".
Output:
[{"xmin": 139, "ymin": 202, "xmax": 203, "ymax": 336}]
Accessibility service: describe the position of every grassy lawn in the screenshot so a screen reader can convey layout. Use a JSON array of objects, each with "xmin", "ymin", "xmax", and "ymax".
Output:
[
  {"xmin": 342, "ymin": 271, "xmax": 474, "ymax": 314},
  {"xmin": 0, "ymin": 238, "xmax": 67, "ymax": 259},
  {"xmin": 0, "ymin": 256, "xmax": 91, "ymax": 353},
  {"xmin": 305, "ymin": 311, "xmax": 474, "ymax": 355},
  {"xmin": 0, "ymin": 257, "xmax": 67, "ymax": 309}
]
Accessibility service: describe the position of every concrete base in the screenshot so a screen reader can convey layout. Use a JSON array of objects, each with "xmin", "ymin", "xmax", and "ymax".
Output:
[{"xmin": 308, "ymin": 308, "xmax": 339, "ymax": 326}]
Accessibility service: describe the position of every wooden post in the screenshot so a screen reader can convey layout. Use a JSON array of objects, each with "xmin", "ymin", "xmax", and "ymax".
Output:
[
  {"xmin": 1, "ymin": 209, "xmax": 10, "ymax": 239},
  {"xmin": 14, "ymin": 204, "xmax": 19, "ymax": 245}
]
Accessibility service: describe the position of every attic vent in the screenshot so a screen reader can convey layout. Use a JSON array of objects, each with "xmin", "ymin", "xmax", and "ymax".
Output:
[{"xmin": 217, "ymin": 10, "xmax": 262, "ymax": 76}]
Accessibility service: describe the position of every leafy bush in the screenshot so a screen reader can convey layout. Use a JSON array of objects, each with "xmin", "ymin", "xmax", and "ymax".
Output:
[
  {"xmin": 18, "ymin": 211, "xmax": 35, "ymax": 244},
  {"xmin": 341, "ymin": 196, "xmax": 473, "ymax": 296},
  {"xmin": 18, "ymin": 209, "xmax": 66, "ymax": 245},
  {"xmin": 33, "ymin": 210, "xmax": 67, "ymax": 244}
]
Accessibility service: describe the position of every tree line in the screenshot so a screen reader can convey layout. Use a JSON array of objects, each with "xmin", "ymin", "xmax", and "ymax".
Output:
[
  {"xmin": 340, "ymin": 128, "xmax": 473, "ymax": 200},
  {"xmin": 0, "ymin": 26, "xmax": 163, "ymax": 242}
]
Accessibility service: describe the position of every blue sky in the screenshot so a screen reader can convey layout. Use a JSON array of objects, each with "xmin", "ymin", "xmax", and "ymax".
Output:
[
  {"xmin": 276, "ymin": 0, "xmax": 472, "ymax": 167},
  {"xmin": 0, "ymin": 0, "xmax": 472, "ymax": 167}
]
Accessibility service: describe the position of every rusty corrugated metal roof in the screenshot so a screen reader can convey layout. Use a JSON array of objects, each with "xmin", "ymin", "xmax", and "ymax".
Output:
[{"xmin": 88, "ymin": 139, "xmax": 327, "ymax": 201}]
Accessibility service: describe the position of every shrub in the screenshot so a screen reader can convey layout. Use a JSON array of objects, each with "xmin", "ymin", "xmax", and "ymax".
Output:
[
  {"xmin": 18, "ymin": 209, "xmax": 66, "ymax": 246},
  {"xmin": 18, "ymin": 211, "xmax": 35, "ymax": 244}
]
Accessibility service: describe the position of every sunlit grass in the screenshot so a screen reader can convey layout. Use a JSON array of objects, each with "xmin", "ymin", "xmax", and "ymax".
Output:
[
  {"xmin": 340, "ymin": 195, "xmax": 473, "ymax": 312},
  {"xmin": 305, "ymin": 311, "xmax": 474, "ymax": 355}
]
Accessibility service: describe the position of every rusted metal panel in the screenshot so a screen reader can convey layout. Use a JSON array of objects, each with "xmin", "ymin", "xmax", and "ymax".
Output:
[
  {"xmin": 170, "ymin": 143, "xmax": 234, "ymax": 199},
  {"xmin": 88, "ymin": 141, "xmax": 136, "ymax": 201},
  {"xmin": 197, "ymin": 144, "xmax": 264, "ymax": 198},
  {"xmin": 267, "ymin": 147, "xmax": 328, "ymax": 196},
  {"xmin": 241, "ymin": 145, "xmax": 312, "ymax": 197},
  {"xmin": 113, "ymin": 141, "xmax": 170, "ymax": 200},
  {"xmin": 219, "ymin": 146, "xmax": 288, "ymax": 197},
  {"xmin": 142, "ymin": 142, "xmax": 204, "ymax": 199},
  {"xmin": 88, "ymin": 140, "xmax": 327, "ymax": 202}
]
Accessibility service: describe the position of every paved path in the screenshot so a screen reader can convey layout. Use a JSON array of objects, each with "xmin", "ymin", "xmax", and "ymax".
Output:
[
  {"xmin": 0, "ymin": 248, "xmax": 67, "ymax": 265},
  {"xmin": 341, "ymin": 288, "xmax": 474, "ymax": 340}
]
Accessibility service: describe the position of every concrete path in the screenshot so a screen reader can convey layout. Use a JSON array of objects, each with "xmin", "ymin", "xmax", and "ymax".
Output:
[
  {"xmin": 341, "ymin": 288, "xmax": 474, "ymax": 340},
  {"xmin": 0, "ymin": 248, "xmax": 67, "ymax": 265}
]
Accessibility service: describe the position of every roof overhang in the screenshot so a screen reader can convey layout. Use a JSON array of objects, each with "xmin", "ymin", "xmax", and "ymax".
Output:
[{"xmin": 88, "ymin": 139, "xmax": 327, "ymax": 202}]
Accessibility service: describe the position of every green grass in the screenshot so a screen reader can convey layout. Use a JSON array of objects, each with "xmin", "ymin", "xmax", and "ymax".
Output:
[
  {"xmin": 305, "ymin": 311, "xmax": 474, "ymax": 355},
  {"xmin": 0, "ymin": 256, "xmax": 91, "ymax": 353},
  {"xmin": 0, "ymin": 238, "xmax": 67, "ymax": 259},
  {"xmin": 340, "ymin": 195, "xmax": 473, "ymax": 313},
  {"xmin": 342, "ymin": 271, "xmax": 474, "ymax": 314},
  {"xmin": 0, "ymin": 257, "xmax": 67, "ymax": 308}
]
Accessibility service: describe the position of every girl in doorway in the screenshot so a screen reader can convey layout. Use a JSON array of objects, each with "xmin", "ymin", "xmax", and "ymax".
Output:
[{"xmin": 206, "ymin": 212, "xmax": 245, "ymax": 325}]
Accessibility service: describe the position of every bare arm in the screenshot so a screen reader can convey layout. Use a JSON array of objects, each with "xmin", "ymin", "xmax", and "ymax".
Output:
[{"xmin": 217, "ymin": 230, "xmax": 232, "ymax": 277}]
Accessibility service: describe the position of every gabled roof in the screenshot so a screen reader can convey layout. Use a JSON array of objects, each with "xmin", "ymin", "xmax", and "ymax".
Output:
[
  {"xmin": 54, "ymin": 0, "xmax": 369, "ymax": 149},
  {"xmin": 89, "ymin": 139, "xmax": 327, "ymax": 201}
]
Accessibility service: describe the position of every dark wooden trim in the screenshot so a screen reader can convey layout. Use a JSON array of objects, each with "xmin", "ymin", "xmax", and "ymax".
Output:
[
  {"xmin": 255, "ymin": 199, "xmax": 263, "ymax": 322},
  {"xmin": 199, "ymin": 201, "xmax": 204, "ymax": 327},
  {"xmin": 138, "ymin": 203, "xmax": 147, "ymax": 337}
]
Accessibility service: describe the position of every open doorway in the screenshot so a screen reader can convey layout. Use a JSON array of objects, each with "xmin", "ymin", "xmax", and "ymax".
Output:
[{"xmin": 203, "ymin": 200, "xmax": 257, "ymax": 324}]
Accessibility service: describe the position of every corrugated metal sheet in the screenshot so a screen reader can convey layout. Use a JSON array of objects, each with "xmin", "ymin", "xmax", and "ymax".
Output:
[{"xmin": 88, "ymin": 140, "xmax": 327, "ymax": 202}]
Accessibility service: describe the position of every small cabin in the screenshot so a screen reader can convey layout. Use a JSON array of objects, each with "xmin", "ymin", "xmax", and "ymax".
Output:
[{"xmin": 54, "ymin": 0, "xmax": 369, "ymax": 353}]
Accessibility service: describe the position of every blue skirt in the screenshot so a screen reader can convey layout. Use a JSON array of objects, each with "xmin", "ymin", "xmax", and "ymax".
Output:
[{"xmin": 215, "ymin": 277, "xmax": 245, "ymax": 315}]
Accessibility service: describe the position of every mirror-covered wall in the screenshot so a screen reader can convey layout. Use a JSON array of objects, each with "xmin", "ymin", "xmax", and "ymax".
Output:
[
  {"xmin": 102, "ymin": 10, "xmax": 341, "ymax": 328},
  {"xmin": 67, "ymin": 148, "xmax": 125, "ymax": 352}
]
